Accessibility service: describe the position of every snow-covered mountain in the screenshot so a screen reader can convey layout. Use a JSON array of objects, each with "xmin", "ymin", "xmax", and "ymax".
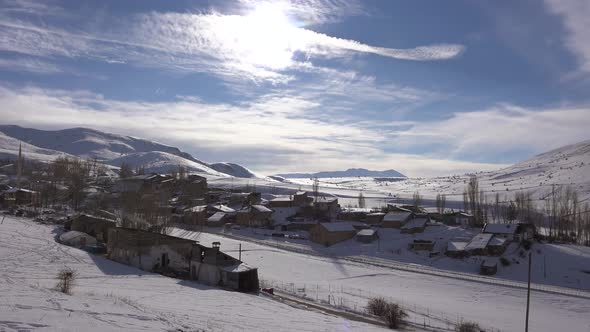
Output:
[
  {"xmin": 209, "ymin": 162, "xmax": 264, "ymax": 178},
  {"xmin": 0, "ymin": 125, "xmax": 261, "ymax": 178},
  {"xmin": 0, "ymin": 132, "xmax": 73, "ymax": 162},
  {"xmin": 0, "ymin": 125, "xmax": 202, "ymax": 163},
  {"xmin": 108, "ymin": 151, "xmax": 229, "ymax": 177},
  {"xmin": 277, "ymin": 168, "xmax": 406, "ymax": 179}
]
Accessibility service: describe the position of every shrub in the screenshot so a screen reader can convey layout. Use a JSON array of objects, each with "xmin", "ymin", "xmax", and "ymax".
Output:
[
  {"xmin": 500, "ymin": 257, "xmax": 511, "ymax": 266},
  {"xmin": 367, "ymin": 297, "xmax": 389, "ymax": 317},
  {"xmin": 56, "ymin": 268, "xmax": 76, "ymax": 294},
  {"xmin": 368, "ymin": 298, "xmax": 407, "ymax": 329},
  {"xmin": 383, "ymin": 303, "xmax": 407, "ymax": 329},
  {"xmin": 457, "ymin": 321, "xmax": 482, "ymax": 332}
]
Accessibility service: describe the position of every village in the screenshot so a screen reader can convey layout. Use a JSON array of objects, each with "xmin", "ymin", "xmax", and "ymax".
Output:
[{"xmin": 1, "ymin": 146, "xmax": 542, "ymax": 285}]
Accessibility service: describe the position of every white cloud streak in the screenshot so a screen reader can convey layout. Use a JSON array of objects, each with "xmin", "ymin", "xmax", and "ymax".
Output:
[
  {"xmin": 544, "ymin": 0, "xmax": 590, "ymax": 75},
  {"xmin": 0, "ymin": 0, "xmax": 464, "ymax": 84}
]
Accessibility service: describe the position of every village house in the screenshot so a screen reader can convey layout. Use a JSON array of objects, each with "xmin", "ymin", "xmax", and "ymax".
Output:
[
  {"xmin": 107, "ymin": 228, "xmax": 259, "ymax": 292},
  {"xmin": 356, "ymin": 228, "xmax": 378, "ymax": 243},
  {"xmin": 293, "ymin": 191, "xmax": 313, "ymax": 206},
  {"xmin": 70, "ymin": 214, "xmax": 116, "ymax": 243},
  {"xmin": 112, "ymin": 174, "xmax": 169, "ymax": 193},
  {"xmin": 190, "ymin": 242, "xmax": 259, "ymax": 292},
  {"xmin": 2, "ymin": 187, "xmax": 38, "ymax": 206},
  {"xmin": 446, "ymin": 241, "xmax": 469, "ymax": 258},
  {"xmin": 487, "ymin": 236, "xmax": 509, "ymax": 255},
  {"xmin": 387, "ymin": 204, "xmax": 424, "ymax": 213},
  {"xmin": 480, "ymin": 260, "xmax": 498, "ymax": 276},
  {"xmin": 443, "ymin": 211, "xmax": 474, "ymax": 227},
  {"xmin": 208, "ymin": 204, "xmax": 236, "ymax": 216},
  {"xmin": 207, "ymin": 212, "xmax": 230, "ymax": 227},
  {"xmin": 382, "ymin": 210, "xmax": 414, "ymax": 228},
  {"xmin": 235, "ymin": 205, "xmax": 273, "ymax": 227},
  {"xmin": 59, "ymin": 230, "xmax": 98, "ymax": 248},
  {"xmin": 464, "ymin": 233, "xmax": 494, "ymax": 256},
  {"xmin": 309, "ymin": 222, "xmax": 358, "ymax": 246},
  {"xmin": 482, "ymin": 222, "xmax": 535, "ymax": 242},
  {"xmin": 314, "ymin": 197, "xmax": 340, "ymax": 221},
  {"xmin": 400, "ymin": 217, "xmax": 428, "ymax": 234},
  {"xmin": 107, "ymin": 228, "xmax": 194, "ymax": 277},
  {"xmin": 182, "ymin": 205, "xmax": 208, "ymax": 226}
]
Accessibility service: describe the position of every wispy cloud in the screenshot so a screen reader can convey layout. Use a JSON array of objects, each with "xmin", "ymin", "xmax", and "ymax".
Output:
[
  {"xmin": 0, "ymin": 0, "xmax": 464, "ymax": 84},
  {"xmin": 393, "ymin": 104, "xmax": 590, "ymax": 161},
  {"xmin": 0, "ymin": 57, "xmax": 62, "ymax": 74},
  {"xmin": 544, "ymin": 0, "xmax": 590, "ymax": 75},
  {"xmin": 0, "ymin": 84, "xmax": 553, "ymax": 177}
]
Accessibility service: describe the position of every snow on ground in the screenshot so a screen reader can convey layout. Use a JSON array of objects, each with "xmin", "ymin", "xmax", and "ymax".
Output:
[
  {"xmin": 0, "ymin": 216, "xmax": 387, "ymax": 332},
  {"xmin": 219, "ymin": 225, "xmax": 590, "ymax": 291},
  {"xmin": 173, "ymin": 229, "xmax": 590, "ymax": 332}
]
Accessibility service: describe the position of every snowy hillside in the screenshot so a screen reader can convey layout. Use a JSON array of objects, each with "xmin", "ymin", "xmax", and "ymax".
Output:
[
  {"xmin": 0, "ymin": 132, "xmax": 73, "ymax": 162},
  {"xmin": 278, "ymin": 168, "xmax": 406, "ymax": 179},
  {"xmin": 281, "ymin": 140, "xmax": 590, "ymax": 206},
  {"xmin": 0, "ymin": 216, "xmax": 384, "ymax": 332},
  {"xmin": 108, "ymin": 151, "xmax": 229, "ymax": 177},
  {"xmin": 0, "ymin": 125, "xmax": 268, "ymax": 178},
  {"xmin": 0, "ymin": 125, "xmax": 203, "ymax": 163},
  {"xmin": 209, "ymin": 162, "xmax": 275, "ymax": 180}
]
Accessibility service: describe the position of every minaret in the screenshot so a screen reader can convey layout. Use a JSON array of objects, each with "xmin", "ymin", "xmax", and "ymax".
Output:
[{"xmin": 16, "ymin": 142, "xmax": 22, "ymax": 187}]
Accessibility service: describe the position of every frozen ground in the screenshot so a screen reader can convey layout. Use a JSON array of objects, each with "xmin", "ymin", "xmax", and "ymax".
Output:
[
  {"xmin": 173, "ymin": 229, "xmax": 590, "ymax": 332},
  {"xmin": 0, "ymin": 216, "xmax": 387, "ymax": 332},
  {"xmin": 191, "ymin": 225, "xmax": 590, "ymax": 291}
]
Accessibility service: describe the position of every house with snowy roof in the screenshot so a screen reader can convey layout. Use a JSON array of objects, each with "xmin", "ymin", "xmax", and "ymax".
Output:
[
  {"xmin": 309, "ymin": 222, "xmax": 358, "ymax": 246},
  {"xmin": 382, "ymin": 211, "xmax": 414, "ymax": 228},
  {"xmin": 482, "ymin": 222, "xmax": 535, "ymax": 242},
  {"xmin": 400, "ymin": 217, "xmax": 428, "ymax": 234},
  {"xmin": 236, "ymin": 204, "xmax": 273, "ymax": 227}
]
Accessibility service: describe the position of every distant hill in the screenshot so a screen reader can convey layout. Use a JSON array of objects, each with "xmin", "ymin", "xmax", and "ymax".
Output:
[
  {"xmin": 277, "ymin": 168, "xmax": 406, "ymax": 178},
  {"xmin": 209, "ymin": 162, "xmax": 263, "ymax": 178},
  {"xmin": 0, "ymin": 132, "xmax": 73, "ymax": 162},
  {"xmin": 107, "ymin": 151, "xmax": 229, "ymax": 177},
  {"xmin": 0, "ymin": 125, "xmax": 263, "ymax": 178}
]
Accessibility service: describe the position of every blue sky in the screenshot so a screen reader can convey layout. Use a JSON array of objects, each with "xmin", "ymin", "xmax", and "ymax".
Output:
[{"xmin": 1, "ymin": 0, "xmax": 589, "ymax": 176}]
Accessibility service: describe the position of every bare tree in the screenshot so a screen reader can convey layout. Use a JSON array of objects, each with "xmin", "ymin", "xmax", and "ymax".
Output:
[
  {"xmin": 119, "ymin": 162, "xmax": 133, "ymax": 178},
  {"xmin": 412, "ymin": 191, "xmax": 422, "ymax": 210},
  {"xmin": 358, "ymin": 192, "xmax": 366, "ymax": 209}
]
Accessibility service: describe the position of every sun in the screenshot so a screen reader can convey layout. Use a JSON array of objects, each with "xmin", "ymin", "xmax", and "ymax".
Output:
[{"xmin": 226, "ymin": 3, "xmax": 304, "ymax": 70}]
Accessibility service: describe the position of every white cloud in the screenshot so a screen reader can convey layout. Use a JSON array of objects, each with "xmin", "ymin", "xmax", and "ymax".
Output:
[
  {"xmin": 544, "ymin": 0, "xmax": 590, "ymax": 74},
  {"xmin": 0, "ymin": 1, "xmax": 464, "ymax": 84},
  {"xmin": 0, "ymin": 84, "xmax": 504, "ymax": 177},
  {"xmin": 0, "ymin": 57, "xmax": 62, "ymax": 74},
  {"xmin": 394, "ymin": 104, "xmax": 590, "ymax": 160}
]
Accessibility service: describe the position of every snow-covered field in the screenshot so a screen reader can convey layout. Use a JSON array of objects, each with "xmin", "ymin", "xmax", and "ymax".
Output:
[
  {"xmin": 173, "ymin": 230, "xmax": 590, "ymax": 332},
  {"xmin": 0, "ymin": 216, "xmax": 386, "ymax": 332},
  {"xmin": 197, "ymin": 225, "xmax": 590, "ymax": 291}
]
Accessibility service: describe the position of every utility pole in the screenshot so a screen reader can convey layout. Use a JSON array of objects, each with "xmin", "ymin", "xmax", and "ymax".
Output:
[
  {"xmin": 525, "ymin": 252, "xmax": 532, "ymax": 332},
  {"xmin": 239, "ymin": 243, "xmax": 242, "ymax": 261}
]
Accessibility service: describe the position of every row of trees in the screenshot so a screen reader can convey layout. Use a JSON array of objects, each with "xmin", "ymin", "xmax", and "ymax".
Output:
[{"xmin": 460, "ymin": 175, "xmax": 590, "ymax": 245}]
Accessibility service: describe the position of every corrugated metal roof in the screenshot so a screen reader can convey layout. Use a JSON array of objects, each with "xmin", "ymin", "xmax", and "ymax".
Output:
[{"xmin": 465, "ymin": 233, "xmax": 493, "ymax": 250}]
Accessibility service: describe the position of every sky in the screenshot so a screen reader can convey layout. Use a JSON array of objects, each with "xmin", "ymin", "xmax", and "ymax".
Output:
[{"xmin": 1, "ymin": 0, "xmax": 590, "ymax": 177}]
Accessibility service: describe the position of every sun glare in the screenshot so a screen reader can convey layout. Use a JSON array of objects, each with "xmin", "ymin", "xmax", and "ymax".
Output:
[{"xmin": 230, "ymin": 3, "xmax": 304, "ymax": 70}]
